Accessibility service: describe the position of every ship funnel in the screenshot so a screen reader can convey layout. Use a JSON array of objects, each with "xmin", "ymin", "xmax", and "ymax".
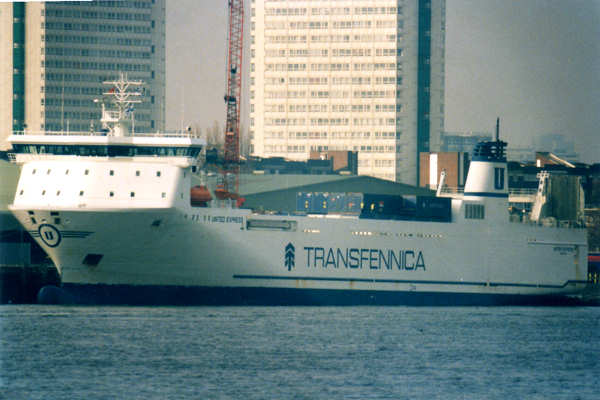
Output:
[{"xmin": 463, "ymin": 120, "xmax": 508, "ymax": 199}]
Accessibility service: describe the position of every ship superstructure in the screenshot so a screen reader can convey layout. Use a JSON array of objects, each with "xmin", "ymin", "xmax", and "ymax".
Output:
[
  {"xmin": 10, "ymin": 75, "xmax": 203, "ymax": 212},
  {"xmin": 6, "ymin": 83, "xmax": 589, "ymax": 304}
]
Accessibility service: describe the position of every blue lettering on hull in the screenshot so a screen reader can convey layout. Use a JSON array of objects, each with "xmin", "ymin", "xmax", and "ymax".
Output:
[{"xmin": 303, "ymin": 247, "xmax": 426, "ymax": 271}]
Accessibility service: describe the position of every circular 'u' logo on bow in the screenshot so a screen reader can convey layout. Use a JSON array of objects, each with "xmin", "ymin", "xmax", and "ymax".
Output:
[{"xmin": 38, "ymin": 224, "xmax": 62, "ymax": 248}]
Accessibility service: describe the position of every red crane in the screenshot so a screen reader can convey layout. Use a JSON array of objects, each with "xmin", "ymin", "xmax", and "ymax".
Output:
[
  {"xmin": 214, "ymin": 0, "xmax": 244, "ymax": 203},
  {"xmin": 223, "ymin": 0, "xmax": 244, "ymax": 165}
]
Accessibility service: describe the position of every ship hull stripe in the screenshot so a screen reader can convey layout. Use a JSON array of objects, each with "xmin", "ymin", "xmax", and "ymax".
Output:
[
  {"xmin": 233, "ymin": 274, "xmax": 586, "ymax": 290},
  {"xmin": 27, "ymin": 230, "xmax": 92, "ymax": 238},
  {"xmin": 36, "ymin": 283, "xmax": 587, "ymax": 306}
]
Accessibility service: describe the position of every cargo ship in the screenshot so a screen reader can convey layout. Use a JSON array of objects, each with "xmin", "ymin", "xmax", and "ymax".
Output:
[{"xmin": 7, "ymin": 78, "xmax": 589, "ymax": 305}]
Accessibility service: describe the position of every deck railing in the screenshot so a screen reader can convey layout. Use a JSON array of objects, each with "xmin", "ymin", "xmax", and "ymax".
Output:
[
  {"xmin": 10, "ymin": 130, "xmax": 199, "ymax": 139},
  {"xmin": 438, "ymin": 186, "xmax": 537, "ymax": 197}
]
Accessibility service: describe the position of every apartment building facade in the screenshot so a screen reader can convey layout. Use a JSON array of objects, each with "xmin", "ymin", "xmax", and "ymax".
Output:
[
  {"xmin": 249, "ymin": 0, "xmax": 445, "ymax": 184},
  {"xmin": 0, "ymin": 0, "xmax": 165, "ymax": 149}
]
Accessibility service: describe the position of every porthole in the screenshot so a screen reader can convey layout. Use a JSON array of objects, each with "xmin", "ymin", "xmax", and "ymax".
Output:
[
  {"xmin": 42, "ymin": 190, "xmax": 46, "ymax": 195},
  {"xmin": 109, "ymin": 191, "xmax": 114, "ymax": 197},
  {"xmin": 65, "ymin": 169, "xmax": 69, "ymax": 175},
  {"xmin": 47, "ymin": 169, "xmax": 51, "ymax": 175},
  {"xmin": 32, "ymin": 169, "xmax": 36, "ymax": 175},
  {"xmin": 56, "ymin": 190, "xmax": 61, "ymax": 196}
]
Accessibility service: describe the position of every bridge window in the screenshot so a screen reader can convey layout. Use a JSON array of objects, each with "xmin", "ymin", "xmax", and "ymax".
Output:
[{"xmin": 13, "ymin": 144, "xmax": 201, "ymax": 158}]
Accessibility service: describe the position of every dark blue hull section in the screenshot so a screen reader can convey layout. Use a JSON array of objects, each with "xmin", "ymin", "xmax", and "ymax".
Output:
[{"xmin": 37, "ymin": 284, "xmax": 586, "ymax": 306}]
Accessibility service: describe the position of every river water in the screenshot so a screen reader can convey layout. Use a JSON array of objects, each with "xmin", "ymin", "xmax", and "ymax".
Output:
[{"xmin": 1, "ymin": 305, "xmax": 598, "ymax": 399}]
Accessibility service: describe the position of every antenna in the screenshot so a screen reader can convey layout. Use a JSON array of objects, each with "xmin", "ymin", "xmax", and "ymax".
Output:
[
  {"xmin": 100, "ymin": 73, "xmax": 143, "ymax": 137},
  {"xmin": 495, "ymin": 117, "xmax": 500, "ymax": 142},
  {"xmin": 180, "ymin": 84, "xmax": 184, "ymax": 134},
  {"xmin": 61, "ymin": 74, "xmax": 64, "ymax": 131}
]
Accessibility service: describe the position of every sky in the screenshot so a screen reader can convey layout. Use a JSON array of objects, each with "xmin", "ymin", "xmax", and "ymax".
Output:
[{"xmin": 165, "ymin": 0, "xmax": 600, "ymax": 163}]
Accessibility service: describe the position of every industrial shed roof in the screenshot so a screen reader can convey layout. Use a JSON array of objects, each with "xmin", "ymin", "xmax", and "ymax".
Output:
[{"xmin": 207, "ymin": 174, "xmax": 435, "ymax": 213}]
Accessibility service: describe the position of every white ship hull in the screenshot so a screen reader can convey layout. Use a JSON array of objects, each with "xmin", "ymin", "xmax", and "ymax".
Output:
[
  {"xmin": 10, "ymin": 204, "xmax": 588, "ymax": 305},
  {"xmin": 6, "ymin": 107, "xmax": 589, "ymax": 305}
]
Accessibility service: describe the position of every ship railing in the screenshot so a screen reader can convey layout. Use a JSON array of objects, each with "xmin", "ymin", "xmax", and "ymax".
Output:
[
  {"xmin": 509, "ymin": 214, "xmax": 586, "ymax": 228},
  {"xmin": 437, "ymin": 187, "xmax": 464, "ymax": 196},
  {"xmin": 439, "ymin": 186, "xmax": 537, "ymax": 201},
  {"xmin": 11, "ymin": 130, "xmax": 198, "ymax": 138}
]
